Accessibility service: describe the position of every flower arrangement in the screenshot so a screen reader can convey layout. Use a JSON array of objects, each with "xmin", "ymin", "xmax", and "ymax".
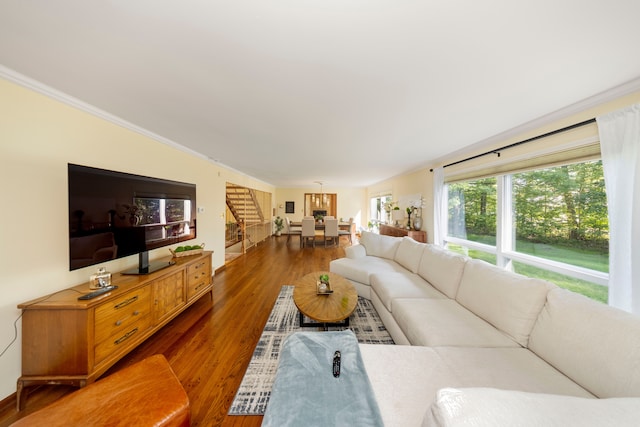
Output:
[
  {"xmin": 408, "ymin": 197, "xmax": 426, "ymax": 215},
  {"xmin": 383, "ymin": 200, "xmax": 398, "ymax": 214}
]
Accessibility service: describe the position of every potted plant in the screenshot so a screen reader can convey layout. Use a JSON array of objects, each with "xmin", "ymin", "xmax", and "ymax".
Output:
[
  {"xmin": 274, "ymin": 216, "xmax": 284, "ymax": 236},
  {"xmin": 318, "ymin": 273, "xmax": 331, "ymax": 293}
]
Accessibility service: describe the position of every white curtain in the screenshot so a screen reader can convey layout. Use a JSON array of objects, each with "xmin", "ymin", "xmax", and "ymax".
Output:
[
  {"xmin": 597, "ymin": 103, "xmax": 640, "ymax": 314},
  {"xmin": 432, "ymin": 167, "xmax": 446, "ymax": 246}
]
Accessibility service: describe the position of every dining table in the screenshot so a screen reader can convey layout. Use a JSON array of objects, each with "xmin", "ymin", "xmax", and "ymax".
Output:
[{"xmin": 290, "ymin": 221, "xmax": 353, "ymax": 231}]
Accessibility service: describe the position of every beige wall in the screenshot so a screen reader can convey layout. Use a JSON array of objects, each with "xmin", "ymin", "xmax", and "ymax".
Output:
[
  {"xmin": 0, "ymin": 78, "xmax": 274, "ymax": 399},
  {"xmin": 366, "ymin": 169, "xmax": 434, "ymax": 238}
]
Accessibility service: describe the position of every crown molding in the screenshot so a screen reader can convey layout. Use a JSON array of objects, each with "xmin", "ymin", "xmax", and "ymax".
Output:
[
  {"xmin": 0, "ymin": 65, "xmax": 212, "ymax": 158},
  {"xmin": 429, "ymin": 76, "xmax": 640, "ymax": 168},
  {"xmin": 0, "ymin": 64, "xmax": 276, "ymax": 185}
]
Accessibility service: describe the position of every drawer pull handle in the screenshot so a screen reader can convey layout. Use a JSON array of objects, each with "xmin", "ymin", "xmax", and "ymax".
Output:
[
  {"xmin": 114, "ymin": 311, "xmax": 140, "ymax": 327},
  {"xmin": 114, "ymin": 327, "xmax": 138, "ymax": 345},
  {"xmin": 195, "ymin": 282, "xmax": 205, "ymax": 291},
  {"xmin": 114, "ymin": 295, "xmax": 138, "ymax": 309}
]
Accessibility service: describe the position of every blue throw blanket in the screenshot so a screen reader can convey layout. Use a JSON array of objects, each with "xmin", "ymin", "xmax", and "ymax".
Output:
[{"xmin": 262, "ymin": 330, "xmax": 384, "ymax": 426}]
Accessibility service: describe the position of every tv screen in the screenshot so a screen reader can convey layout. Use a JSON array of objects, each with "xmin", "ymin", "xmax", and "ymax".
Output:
[{"xmin": 68, "ymin": 163, "xmax": 197, "ymax": 273}]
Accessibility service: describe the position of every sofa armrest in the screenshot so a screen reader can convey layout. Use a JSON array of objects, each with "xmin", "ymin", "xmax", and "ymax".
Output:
[{"xmin": 345, "ymin": 244, "xmax": 367, "ymax": 259}]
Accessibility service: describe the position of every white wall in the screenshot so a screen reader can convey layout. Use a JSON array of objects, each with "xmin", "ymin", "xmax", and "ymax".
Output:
[{"xmin": 0, "ymin": 78, "xmax": 274, "ymax": 400}]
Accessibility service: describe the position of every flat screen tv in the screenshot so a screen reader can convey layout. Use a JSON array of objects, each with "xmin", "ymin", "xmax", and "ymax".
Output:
[{"xmin": 68, "ymin": 163, "xmax": 197, "ymax": 274}]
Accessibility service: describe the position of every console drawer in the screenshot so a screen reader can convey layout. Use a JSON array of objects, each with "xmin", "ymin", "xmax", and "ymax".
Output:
[
  {"xmin": 94, "ymin": 315, "xmax": 153, "ymax": 364},
  {"xmin": 94, "ymin": 286, "xmax": 152, "ymax": 344},
  {"xmin": 187, "ymin": 257, "xmax": 211, "ymax": 299}
]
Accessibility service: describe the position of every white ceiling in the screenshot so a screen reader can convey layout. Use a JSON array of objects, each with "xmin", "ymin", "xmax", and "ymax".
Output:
[{"xmin": 1, "ymin": 1, "xmax": 640, "ymax": 187}]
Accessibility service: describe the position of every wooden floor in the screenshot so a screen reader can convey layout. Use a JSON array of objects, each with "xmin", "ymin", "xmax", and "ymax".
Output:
[{"xmin": 0, "ymin": 235, "xmax": 349, "ymax": 427}]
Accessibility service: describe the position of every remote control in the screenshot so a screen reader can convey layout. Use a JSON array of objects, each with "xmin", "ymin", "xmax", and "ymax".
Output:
[
  {"xmin": 333, "ymin": 350, "xmax": 341, "ymax": 378},
  {"xmin": 78, "ymin": 285, "xmax": 118, "ymax": 300}
]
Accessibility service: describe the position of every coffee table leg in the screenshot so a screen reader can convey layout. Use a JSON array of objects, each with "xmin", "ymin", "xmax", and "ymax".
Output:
[{"xmin": 298, "ymin": 310, "xmax": 351, "ymax": 329}]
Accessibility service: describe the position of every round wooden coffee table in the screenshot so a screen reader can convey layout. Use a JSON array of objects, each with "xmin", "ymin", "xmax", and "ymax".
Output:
[{"xmin": 293, "ymin": 271, "xmax": 358, "ymax": 328}]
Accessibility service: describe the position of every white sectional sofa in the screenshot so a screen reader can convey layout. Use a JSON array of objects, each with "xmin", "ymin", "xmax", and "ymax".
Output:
[{"xmin": 329, "ymin": 231, "xmax": 640, "ymax": 427}]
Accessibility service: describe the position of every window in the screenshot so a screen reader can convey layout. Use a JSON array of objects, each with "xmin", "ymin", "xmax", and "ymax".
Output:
[
  {"xmin": 445, "ymin": 160, "xmax": 609, "ymax": 303},
  {"xmin": 448, "ymin": 178, "xmax": 497, "ymax": 246},
  {"xmin": 370, "ymin": 195, "xmax": 392, "ymax": 230}
]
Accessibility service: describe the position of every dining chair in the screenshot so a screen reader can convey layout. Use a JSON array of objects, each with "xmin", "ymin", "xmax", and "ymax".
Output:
[
  {"xmin": 338, "ymin": 217, "xmax": 353, "ymax": 244},
  {"xmin": 324, "ymin": 218, "xmax": 339, "ymax": 247},
  {"xmin": 287, "ymin": 217, "xmax": 301, "ymax": 232},
  {"xmin": 301, "ymin": 217, "xmax": 316, "ymax": 248},
  {"xmin": 285, "ymin": 217, "xmax": 302, "ymax": 245}
]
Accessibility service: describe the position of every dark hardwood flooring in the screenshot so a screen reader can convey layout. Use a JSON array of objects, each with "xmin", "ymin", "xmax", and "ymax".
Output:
[{"xmin": 0, "ymin": 235, "xmax": 349, "ymax": 427}]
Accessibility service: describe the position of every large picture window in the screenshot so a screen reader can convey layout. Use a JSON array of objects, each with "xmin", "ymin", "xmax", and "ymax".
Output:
[{"xmin": 445, "ymin": 160, "xmax": 609, "ymax": 303}]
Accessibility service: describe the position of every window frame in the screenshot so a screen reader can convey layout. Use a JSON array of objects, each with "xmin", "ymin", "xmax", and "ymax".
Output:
[{"xmin": 444, "ymin": 163, "xmax": 609, "ymax": 288}]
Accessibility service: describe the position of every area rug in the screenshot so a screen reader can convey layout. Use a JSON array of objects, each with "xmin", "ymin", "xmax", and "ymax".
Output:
[{"xmin": 228, "ymin": 285, "xmax": 394, "ymax": 415}]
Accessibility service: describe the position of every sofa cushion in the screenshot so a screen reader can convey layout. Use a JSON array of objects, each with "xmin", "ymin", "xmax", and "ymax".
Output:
[
  {"xmin": 344, "ymin": 243, "xmax": 367, "ymax": 259},
  {"xmin": 329, "ymin": 256, "xmax": 404, "ymax": 286},
  {"xmin": 423, "ymin": 388, "xmax": 639, "ymax": 427},
  {"xmin": 529, "ymin": 287, "xmax": 640, "ymax": 398},
  {"xmin": 360, "ymin": 345, "xmax": 594, "ymax": 427},
  {"xmin": 371, "ymin": 272, "xmax": 446, "ymax": 312},
  {"xmin": 360, "ymin": 344, "xmax": 450, "ymax": 427},
  {"xmin": 393, "ymin": 237, "xmax": 426, "ymax": 273},
  {"xmin": 359, "ymin": 231, "xmax": 401, "ymax": 260},
  {"xmin": 393, "ymin": 298, "xmax": 520, "ymax": 347},
  {"xmin": 417, "ymin": 245, "xmax": 467, "ymax": 299},
  {"xmin": 455, "ymin": 259, "xmax": 553, "ymax": 347},
  {"xmin": 432, "ymin": 347, "xmax": 594, "ymax": 398}
]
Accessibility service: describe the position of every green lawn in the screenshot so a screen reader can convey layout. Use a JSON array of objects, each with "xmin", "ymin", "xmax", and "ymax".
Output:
[
  {"xmin": 447, "ymin": 240, "xmax": 608, "ymax": 304},
  {"xmin": 515, "ymin": 240, "xmax": 608, "ymax": 273},
  {"xmin": 513, "ymin": 262, "xmax": 607, "ymax": 303}
]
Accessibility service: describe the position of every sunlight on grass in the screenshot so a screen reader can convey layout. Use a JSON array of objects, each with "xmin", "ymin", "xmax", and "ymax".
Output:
[
  {"xmin": 513, "ymin": 262, "xmax": 608, "ymax": 304},
  {"xmin": 515, "ymin": 241, "xmax": 608, "ymax": 273},
  {"xmin": 446, "ymin": 243, "xmax": 608, "ymax": 304}
]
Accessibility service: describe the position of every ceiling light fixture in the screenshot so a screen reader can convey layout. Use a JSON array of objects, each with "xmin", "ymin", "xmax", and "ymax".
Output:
[{"xmin": 313, "ymin": 181, "xmax": 327, "ymax": 208}]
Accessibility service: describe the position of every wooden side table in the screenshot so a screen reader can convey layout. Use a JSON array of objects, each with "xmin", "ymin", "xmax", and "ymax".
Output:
[{"xmin": 379, "ymin": 224, "xmax": 427, "ymax": 243}]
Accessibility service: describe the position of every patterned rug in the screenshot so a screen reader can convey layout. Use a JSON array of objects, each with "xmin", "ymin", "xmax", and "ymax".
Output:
[{"xmin": 228, "ymin": 285, "xmax": 395, "ymax": 415}]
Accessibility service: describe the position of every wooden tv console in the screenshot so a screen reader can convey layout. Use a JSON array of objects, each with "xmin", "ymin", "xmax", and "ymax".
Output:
[{"xmin": 16, "ymin": 251, "xmax": 213, "ymax": 410}]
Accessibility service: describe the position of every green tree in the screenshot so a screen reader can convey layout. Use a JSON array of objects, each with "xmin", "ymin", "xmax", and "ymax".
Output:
[{"xmin": 513, "ymin": 160, "xmax": 608, "ymax": 251}]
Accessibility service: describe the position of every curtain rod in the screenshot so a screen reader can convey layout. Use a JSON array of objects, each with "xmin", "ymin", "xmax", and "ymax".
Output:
[{"xmin": 430, "ymin": 118, "xmax": 597, "ymax": 172}]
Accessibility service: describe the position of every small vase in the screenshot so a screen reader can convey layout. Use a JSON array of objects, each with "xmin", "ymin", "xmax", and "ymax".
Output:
[{"xmin": 413, "ymin": 217, "xmax": 422, "ymax": 231}]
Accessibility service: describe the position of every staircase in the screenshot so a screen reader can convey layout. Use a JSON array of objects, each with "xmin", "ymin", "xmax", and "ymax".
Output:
[{"xmin": 226, "ymin": 183, "xmax": 264, "ymax": 225}]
